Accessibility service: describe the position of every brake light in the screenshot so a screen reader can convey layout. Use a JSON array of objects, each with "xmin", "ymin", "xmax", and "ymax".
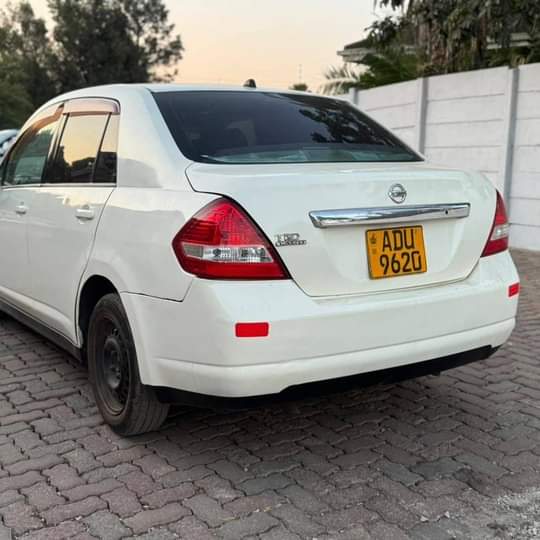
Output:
[
  {"xmin": 172, "ymin": 198, "xmax": 289, "ymax": 279},
  {"xmin": 481, "ymin": 191, "xmax": 509, "ymax": 257}
]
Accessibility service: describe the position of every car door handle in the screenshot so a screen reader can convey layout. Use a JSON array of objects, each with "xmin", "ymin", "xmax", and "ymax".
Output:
[
  {"xmin": 15, "ymin": 203, "xmax": 28, "ymax": 215},
  {"xmin": 75, "ymin": 205, "xmax": 95, "ymax": 221}
]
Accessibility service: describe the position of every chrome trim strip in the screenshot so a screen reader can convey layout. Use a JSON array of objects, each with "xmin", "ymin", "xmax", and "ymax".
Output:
[{"xmin": 309, "ymin": 203, "xmax": 470, "ymax": 228}]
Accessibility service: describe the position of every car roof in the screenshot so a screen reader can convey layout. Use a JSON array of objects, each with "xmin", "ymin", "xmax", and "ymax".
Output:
[{"xmin": 51, "ymin": 83, "xmax": 315, "ymax": 101}]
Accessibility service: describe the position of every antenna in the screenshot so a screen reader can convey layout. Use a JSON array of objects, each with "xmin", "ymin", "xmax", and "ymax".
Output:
[{"xmin": 243, "ymin": 79, "xmax": 257, "ymax": 88}]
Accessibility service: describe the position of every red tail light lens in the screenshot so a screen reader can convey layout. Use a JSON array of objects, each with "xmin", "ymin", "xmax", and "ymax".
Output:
[
  {"xmin": 481, "ymin": 191, "xmax": 509, "ymax": 257},
  {"xmin": 173, "ymin": 198, "xmax": 289, "ymax": 279}
]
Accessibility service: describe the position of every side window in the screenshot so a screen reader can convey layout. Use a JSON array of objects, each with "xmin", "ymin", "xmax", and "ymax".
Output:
[
  {"xmin": 3, "ymin": 119, "xmax": 59, "ymax": 187},
  {"xmin": 49, "ymin": 114, "xmax": 108, "ymax": 184},
  {"xmin": 94, "ymin": 115, "xmax": 119, "ymax": 184}
]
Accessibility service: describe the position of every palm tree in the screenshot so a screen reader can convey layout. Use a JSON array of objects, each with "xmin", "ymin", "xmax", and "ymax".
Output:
[
  {"xmin": 319, "ymin": 64, "xmax": 363, "ymax": 95},
  {"xmin": 320, "ymin": 49, "xmax": 419, "ymax": 95}
]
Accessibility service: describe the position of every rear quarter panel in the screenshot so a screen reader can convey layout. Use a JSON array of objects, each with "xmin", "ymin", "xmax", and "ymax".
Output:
[{"xmin": 84, "ymin": 187, "xmax": 217, "ymax": 301}]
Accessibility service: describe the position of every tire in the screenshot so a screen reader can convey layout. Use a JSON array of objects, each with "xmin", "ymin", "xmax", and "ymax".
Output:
[{"xmin": 87, "ymin": 293, "xmax": 169, "ymax": 436}]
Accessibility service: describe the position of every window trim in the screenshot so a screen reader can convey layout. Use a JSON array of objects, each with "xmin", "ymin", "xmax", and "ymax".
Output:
[
  {"xmin": 44, "ymin": 100, "xmax": 119, "ymax": 186},
  {"xmin": 63, "ymin": 98, "xmax": 120, "ymax": 116},
  {"xmin": 1, "ymin": 97, "xmax": 120, "ymax": 189},
  {"xmin": 92, "ymin": 114, "xmax": 118, "ymax": 185}
]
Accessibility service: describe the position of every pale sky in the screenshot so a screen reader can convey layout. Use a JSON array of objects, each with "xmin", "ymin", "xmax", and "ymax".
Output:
[{"xmin": 29, "ymin": 0, "xmax": 380, "ymax": 91}]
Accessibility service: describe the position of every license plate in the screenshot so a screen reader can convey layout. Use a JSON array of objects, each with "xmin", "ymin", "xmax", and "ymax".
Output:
[{"xmin": 366, "ymin": 226, "xmax": 427, "ymax": 279}]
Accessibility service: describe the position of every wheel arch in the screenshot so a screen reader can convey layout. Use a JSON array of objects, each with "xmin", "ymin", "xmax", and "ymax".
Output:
[{"xmin": 77, "ymin": 275, "xmax": 119, "ymax": 357}]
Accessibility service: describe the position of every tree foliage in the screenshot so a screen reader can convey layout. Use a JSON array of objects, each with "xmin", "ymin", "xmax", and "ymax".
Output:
[
  {"xmin": 323, "ymin": 0, "xmax": 540, "ymax": 94},
  {"xmin": 0, "ymin": 0, "xmax": 183, "ymax": 128},
  {"xmin": 377, "ymin": 0, "xmax": 540, "ymax": 73},
  {"xmin": 289, "ymin": 82, "xmax": 310, "ymax": 92},
  {"xmin": 0, "ymin": 1, "xmax": 56, "ymax": 125}
]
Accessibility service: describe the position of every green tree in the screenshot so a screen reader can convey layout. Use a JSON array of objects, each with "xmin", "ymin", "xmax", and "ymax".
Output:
[
  {"xmin": 290, "ymin": 82, "xmax": 309, "ymax": 92},
  {"xmin": 0, "ymin": 80, "xmax": 33, "ymax": 129},
  {"xmin": 48, "ymin": 0, "xmax": 184, "ymax": 92},
  {"xmin": 323, "ymin": 0, "xmax": 540, "ymax": 94},
  {"xmin": 0, "ymin": 1, "xmax": 56, "ymax": 125},
  {"xmin": 119, "ymin": 0, "xmax": 184, "ymax": 81},
  {"xmin": 376, "ymin": 0, "xmax": 540, "ymax": 73},
  {"xmin": 320, "ymin": 50, "xmax": 418, "ymax": 95}
]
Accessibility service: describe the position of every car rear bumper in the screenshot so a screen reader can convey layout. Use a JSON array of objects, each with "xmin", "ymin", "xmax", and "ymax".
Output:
[{"xmin": 123, "ymin": 251, "xmax": 518, "ymax": 398}]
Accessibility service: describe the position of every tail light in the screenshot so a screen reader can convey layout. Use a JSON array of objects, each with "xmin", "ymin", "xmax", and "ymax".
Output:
[
  {"xmin": 481, "ymin": 191, "xmax": 509, "ymax": 257},
  {"xmin": 172, "ymin": 198, "xmax": 289, "ymax": 280}
]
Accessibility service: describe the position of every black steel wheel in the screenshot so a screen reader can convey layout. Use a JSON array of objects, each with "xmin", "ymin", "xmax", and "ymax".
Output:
[{"xmin": 88, "ymin": 294, "xmax": 169, "ymax": 435}]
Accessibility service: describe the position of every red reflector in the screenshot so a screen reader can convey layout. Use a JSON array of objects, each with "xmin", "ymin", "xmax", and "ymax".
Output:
[
  {"xmin": 508, "ymin": 283, "xmax": 520, "ymax": 297},
  {"xmin": 235, "ymin": 322, "xmax": 269, "ymax": 338}
]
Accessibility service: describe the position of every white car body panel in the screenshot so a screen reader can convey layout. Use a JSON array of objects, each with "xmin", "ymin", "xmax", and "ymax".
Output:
[
  {"xmin": 122, "ymin": 251, "xmax": 517, "ymax": 396},
  {"xmin": 0, "ymin": 84, "xmax": 520, "ymax": 401},
  {"xmin": 0, "ymin": 187, "xmax": 33, "ymax": 298},
  {"xmin": 186, "ymin": 162, "xmax": 495, "ymax": 296},
  {"xmin": 25, "ymin": 185, "xmax": 114, "ymax": 341}
]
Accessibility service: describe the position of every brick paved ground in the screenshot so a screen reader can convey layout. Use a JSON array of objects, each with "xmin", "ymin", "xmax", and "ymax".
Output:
[{"xmin": 0, "ymin": 250, "xmax": 538, "ymax": 539}]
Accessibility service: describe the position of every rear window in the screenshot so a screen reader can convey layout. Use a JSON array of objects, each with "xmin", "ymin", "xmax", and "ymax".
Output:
[{"xmin": 154, "ymin": 91, "xmax": 421, "ymax": 164}]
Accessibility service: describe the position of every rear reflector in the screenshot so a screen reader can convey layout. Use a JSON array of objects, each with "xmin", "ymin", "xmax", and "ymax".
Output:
[
  {"xmin": 172, "ymin": 198, "xmax": 289, "ymax": 280},
  {"xmin": 482, "ymin": 191, "xmax": 509, "ymax": 257},
  {"xmin": 235, "ymin": 322, "xmax": 269, "ymax": 338},
  {"xmin": 508, "ymin": 283, "xmax": 520, "ymax": 297}
]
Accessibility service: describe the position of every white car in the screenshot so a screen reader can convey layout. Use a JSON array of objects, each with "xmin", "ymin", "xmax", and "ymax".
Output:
[
  {"xmin": 0, "ymin": 85, "xmax": 519, "ymax": 435},
  {"xmin": 0, "ymin": 129, "xmax": 18, "ymax": 160}
]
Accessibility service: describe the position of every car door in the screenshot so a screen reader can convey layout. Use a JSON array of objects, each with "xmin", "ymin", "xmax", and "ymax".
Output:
[
  {"xmin": 0, "ymin": 106, "xmax": 61, "ymax": 308},
  {"xmin": 26, "ymin": 98, "xmax": 119, "ymax": 342}
]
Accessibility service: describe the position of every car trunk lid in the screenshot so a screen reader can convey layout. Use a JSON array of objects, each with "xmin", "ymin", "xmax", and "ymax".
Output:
[{"xmin": 186, "ymin": 161, "xmax": 495, "ymax": 297}]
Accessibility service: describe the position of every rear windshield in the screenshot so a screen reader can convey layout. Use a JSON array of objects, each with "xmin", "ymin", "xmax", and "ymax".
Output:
[{"xmin": 154, "ymin": 91, "xmax": 422, "ymax": 164}]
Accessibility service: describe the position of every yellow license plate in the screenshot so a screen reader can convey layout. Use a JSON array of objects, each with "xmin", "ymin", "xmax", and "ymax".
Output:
[{"xmin": 366, "ymin": 226, "xmax": 427, "ymax": 279}]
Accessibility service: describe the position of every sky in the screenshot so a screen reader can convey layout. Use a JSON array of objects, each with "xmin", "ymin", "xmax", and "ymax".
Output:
[{"xmin": 29, "ymin": 0, "xmax": 380, "ymax": 91}]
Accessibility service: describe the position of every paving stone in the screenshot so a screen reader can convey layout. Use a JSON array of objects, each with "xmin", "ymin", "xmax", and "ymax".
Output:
[
  {"xmin": 124, "ymin": 503, "xmax": 188, "ymax": 534},
  {"xmin": 0, "ymin": 490, "xmax": 23, "ymax": 508},
  {"xmin": 0, "ymin": 500, "xmax": 42, "ymax": 534},
  {"xmin": 184, "ymin": 493, "xmax": 234, "ymax": 527},
  {"xmin": 140, "ymin": 484, "xmax": 196, "ymax": 508},
  {"xmin": 0, "ymin": 249, "xmax": 539, "ymax": 539},
  {"xmin": 195, "ymin": 473, "xmax": 242, "ymax": 502},
  {"xmin": 20, "ymin": 521, "xmax": 85, "ymax": 540},
  {"xmin": 269, "ymin": 503, "xmax": 325, "ymax": 537},
  {"xmin": 239, "ymin": 473, "xmax": 292, "ymax": 495},
  {"xmin": 367, "ymin": 521, "xmax": 410, "ymax": 540},
  {"xmin": 411, "ymin": 457, "xmax": 465, "ymax": 479},
  {"xmin": 216, "ymin": 512, "xmax": 279, "ymax": 540},
  {"xmin": 6, "ymin": 454, "xmax": 63, "ymax": 475},
  {"xmin": 279, "ymin": 484, "xmax": 330, "ymax": 514},
  {"xmin": 41, "ymin": 496, "xmax": 107, "ymax": 525},
  {"xmin": 224, "ymin": 492, "xmax": 285, "ymax": 517},
  {"xmin": 43, "ymin": 464, "xmax": 84, "ymax": 490},
  {"xmin": 377, "ymin": 459, "xmax": 423, "ymax": 486},
  {"xmin": 101, "ymin": 487, "xmax": 142, "ymax": 517},
  {"xmin": 21, "ymin": 482, "xmax": 64, "ymax": 511},
  {"xmin": 83, "ymin": 509, "xmax": 131, "ymax": 540},
  {"xmin": 61, "ymin": 478, "xmax": 121, "ymax": 501},
  {"xmin": 171, "ymin": 516, "xmax": 216, "ymax": 540},
  {"xmin": 0, "ymin": 471, "xmax": 42, "ymax": 491}
]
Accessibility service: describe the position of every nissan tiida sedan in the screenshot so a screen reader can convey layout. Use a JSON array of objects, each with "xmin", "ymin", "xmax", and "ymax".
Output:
[{"xmin": 0, "ymin": 85, "xmax": 519, "ymax": 434}]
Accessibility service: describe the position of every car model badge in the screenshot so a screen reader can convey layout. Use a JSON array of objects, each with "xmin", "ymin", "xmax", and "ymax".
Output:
[
  {"xmin": 388, "ymin": 183, "xmax": 407, "ymax": 204},
  {"xmin": 275, "ymin": 233, "xmax": 307, "ymax": 247}
]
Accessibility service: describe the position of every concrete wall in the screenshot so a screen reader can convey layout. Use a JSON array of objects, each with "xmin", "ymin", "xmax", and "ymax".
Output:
[{"xmin": 346, "ymin": 64, "xmax": 540, "ymax": 250}]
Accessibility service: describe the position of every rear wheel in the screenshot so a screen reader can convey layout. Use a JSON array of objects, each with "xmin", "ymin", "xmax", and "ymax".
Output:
[{"xmin": 88, "ymin": 293, "xmax": 169, "ymax": 435}]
